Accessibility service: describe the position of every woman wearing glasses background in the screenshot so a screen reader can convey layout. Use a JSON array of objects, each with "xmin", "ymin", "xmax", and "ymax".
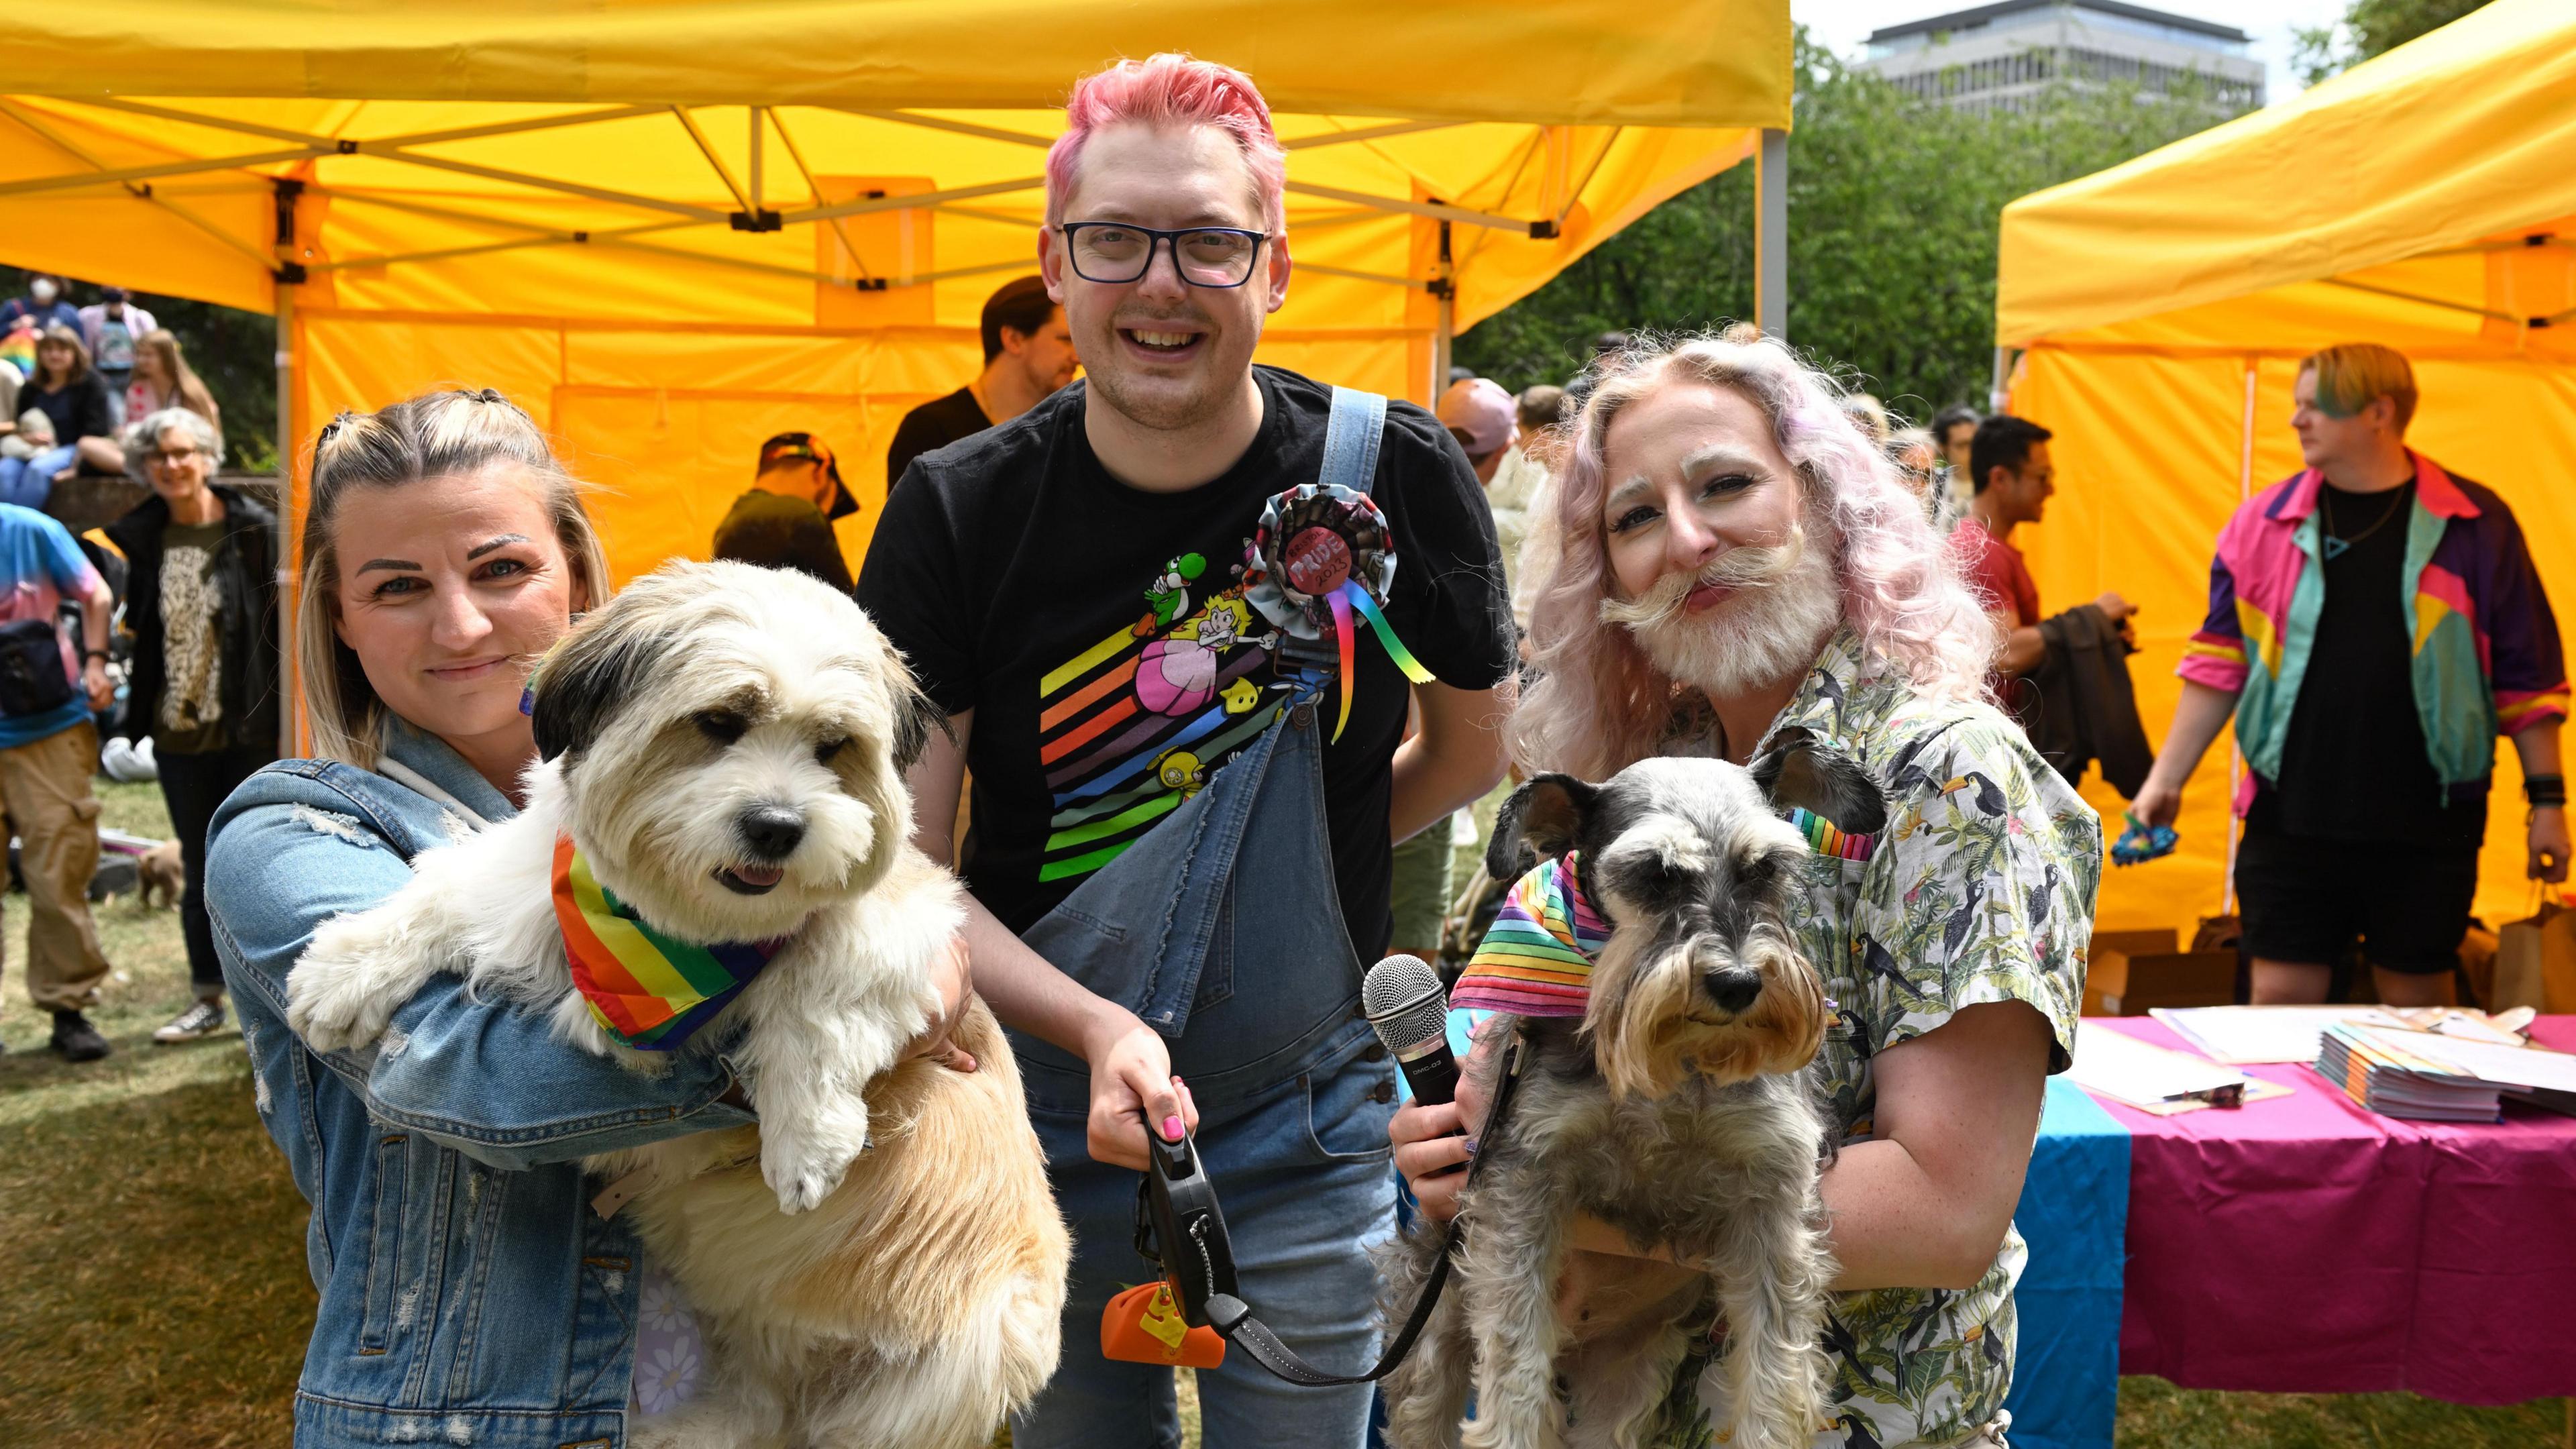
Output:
[{"xmin": 106, "ymin": 406, "xmax": 281, "ymax": 1044}]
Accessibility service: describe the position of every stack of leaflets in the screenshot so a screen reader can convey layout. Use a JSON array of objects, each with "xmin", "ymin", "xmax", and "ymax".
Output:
[{"xmin": 2316, "ymin": 1024, "xmax": 2503, "ymax": 1121}]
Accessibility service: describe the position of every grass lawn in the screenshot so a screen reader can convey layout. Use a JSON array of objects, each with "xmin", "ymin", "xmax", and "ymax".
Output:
[{"xmin": 0, "ymin": 782, "xmax": 2561, "ymax": 1446}]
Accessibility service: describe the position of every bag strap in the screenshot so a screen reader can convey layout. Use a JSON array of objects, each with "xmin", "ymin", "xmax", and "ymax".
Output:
[
  {"xmin": 1205, "ymin": 1031, "xmax": 1529, "ymax": 1387},
  {"xmin": 1319, "ymin": 386, "xmax": 1389, "ymax": 497}
]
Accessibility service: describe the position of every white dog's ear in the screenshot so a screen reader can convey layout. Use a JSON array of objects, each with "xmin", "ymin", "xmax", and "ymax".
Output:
[
  {"xmin": 1487, "ymin": 773, "xmax": 1599, "ymax": 879},
  {"xmin": 1748, "ymin": 728, "xmax": 1886, "ymax": 835},
  {"xmin": 531, "ymin": 608, "xmax": 672, "ymax": 764},
  {"xmin": 889, "ymin": 675, "xmax": 947, "ymax": 773}
]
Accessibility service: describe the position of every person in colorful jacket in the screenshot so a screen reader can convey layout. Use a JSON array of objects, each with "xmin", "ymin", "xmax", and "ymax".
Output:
[{"xmin": 2133, "ymin": 343, "xmax": 2568, "ymax": 1008}]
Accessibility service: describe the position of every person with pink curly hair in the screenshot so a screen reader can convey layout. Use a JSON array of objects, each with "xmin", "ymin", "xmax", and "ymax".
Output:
[
  {"xmin": 859, "ymin": 51, "xmax": 1515, "ymax": 1449},
  {"xmin": 1393, "ymin": 334, "xmax": 2102, "ymax": 1448}
]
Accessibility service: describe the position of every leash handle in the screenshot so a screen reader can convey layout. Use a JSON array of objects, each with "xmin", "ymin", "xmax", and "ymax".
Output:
[{"xmin": 1203, "ymin": 1033, "xmax": 1529, "ymax": 1387}]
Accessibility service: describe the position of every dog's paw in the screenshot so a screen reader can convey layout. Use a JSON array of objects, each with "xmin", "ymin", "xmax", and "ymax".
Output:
[
  {"xmin": 759, "ymin": 1108, "xmax": 867, "ymax": 1215},
  {"xmin": 287, "ymin": 920, "xmax": 405, "ymax": 1053}
]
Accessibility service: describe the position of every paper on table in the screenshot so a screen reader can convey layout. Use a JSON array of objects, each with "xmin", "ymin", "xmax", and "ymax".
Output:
[
  {"xmin": 2070, "ymin": 1022, "xmax": 2252, "ymax": 1110},
  {"xmin": 2150, "ymin": 1006, "xmax": 2410, "ymax": 1064},
  {"xmin": 2363, "ymin": 1030, "xmax": 2576, "ymax": 1093}
]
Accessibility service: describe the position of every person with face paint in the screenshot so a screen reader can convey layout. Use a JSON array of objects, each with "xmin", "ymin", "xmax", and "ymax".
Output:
[
  {"xmin": 857, "ymin": 52, "xmax": 1513, "ymax": 1449},
  {"xmin": 2135, "ymin": 342, "xmax": 2569, "ymax": 1008}
]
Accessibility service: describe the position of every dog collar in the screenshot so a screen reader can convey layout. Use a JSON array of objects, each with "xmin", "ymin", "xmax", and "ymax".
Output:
[
  {"xmin": 1452, "ymin": 851, "xmax": 1612, "ymax": 1018},
  {"xmin": 551, "ymin": 836, "xmax": 784, "ymax": 1051},
  {"xmin": 1782, "ymin": 806, "xmax": 1877, "ymax": 862}
]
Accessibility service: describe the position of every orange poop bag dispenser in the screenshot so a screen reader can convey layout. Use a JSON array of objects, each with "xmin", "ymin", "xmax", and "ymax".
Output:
[{"xmin": 1102, "ymin": 1281, "xmax": 1227, "ymax": 1368}]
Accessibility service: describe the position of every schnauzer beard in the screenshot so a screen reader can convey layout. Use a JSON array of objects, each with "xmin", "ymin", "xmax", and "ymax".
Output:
[
  {"xmin": 1603, "ymin": 521, "xmax": 1843, "ymax": 702},
  {"xmin": 1587, "ymin": 924, "xmax": 1830, "ymax": 1100}
]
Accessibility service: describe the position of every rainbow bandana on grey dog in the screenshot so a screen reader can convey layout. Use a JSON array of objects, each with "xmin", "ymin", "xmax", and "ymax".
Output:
[{"xmin": 1452, "ymin": 851, "xmax": 1613, "ymax": 1018}]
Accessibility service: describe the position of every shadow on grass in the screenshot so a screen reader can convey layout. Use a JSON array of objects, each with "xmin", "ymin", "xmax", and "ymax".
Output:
[{"xmin": 0, "ymin": 1054, "xmax": 309, "ymax": 1448}]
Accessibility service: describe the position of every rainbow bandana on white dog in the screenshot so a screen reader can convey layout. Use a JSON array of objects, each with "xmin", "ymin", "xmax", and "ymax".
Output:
[
  {"xmin": 552, "ymin": 836, "xmax": 786, "ymax": 1051},
  {"xmin": 1451, "ymin": 852, "xmax": 1612, "ymax": 1018}
]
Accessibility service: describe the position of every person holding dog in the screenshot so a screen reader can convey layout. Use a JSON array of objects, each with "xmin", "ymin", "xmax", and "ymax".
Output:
[
  {"xmin": 1391, "ymin": 333, "xmax": 2098, "ymax": 1449},
  {"xmin": 858, "ymin": 53, "xmax": 1515, "ymax": 1449},
  {"xmin": 203, "ymin": 389, "xmax": 978, "ymax": 1446},
  {"xmin": 104, "ymin": 406, "xmax": 282, "ymax": 1046},
  {"xmin": 2133, "ymin": 343, "xmax": 2568, "ymax": 1006}
]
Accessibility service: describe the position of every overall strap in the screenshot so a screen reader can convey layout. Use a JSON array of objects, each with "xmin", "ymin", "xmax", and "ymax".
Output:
[{"xmin": 1319, "ymin": 386, "xmax": 1389, "ymax": 496}]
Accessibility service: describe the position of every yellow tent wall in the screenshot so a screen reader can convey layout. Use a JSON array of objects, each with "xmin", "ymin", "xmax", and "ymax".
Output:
[{"xmin": 1997, "ymin": 0, "xmax": 2576, "ymax": 938}]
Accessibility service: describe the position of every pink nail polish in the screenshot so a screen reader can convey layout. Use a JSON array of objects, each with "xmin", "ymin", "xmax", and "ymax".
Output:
[{"xmin": 1161, "ymin": 1115, "xmax": 1185, "ymax": 1142}]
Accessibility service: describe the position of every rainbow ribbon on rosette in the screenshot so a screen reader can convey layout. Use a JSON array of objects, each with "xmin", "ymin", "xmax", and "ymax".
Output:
[{"xmin": 1244, "ymin": 481, "xmax": 1437, "ymax": 741}]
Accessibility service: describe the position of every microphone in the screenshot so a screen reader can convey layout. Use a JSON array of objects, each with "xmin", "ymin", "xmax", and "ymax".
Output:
[{"xmin": 1363, "ymin": 954, "xmax": 1458, "ymax": 1106}]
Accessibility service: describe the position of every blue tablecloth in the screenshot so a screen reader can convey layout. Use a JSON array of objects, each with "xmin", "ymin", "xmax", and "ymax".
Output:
[{"xmin": 2000, "ymin": 1076, "xmax": 2131, "ymax": 1449}]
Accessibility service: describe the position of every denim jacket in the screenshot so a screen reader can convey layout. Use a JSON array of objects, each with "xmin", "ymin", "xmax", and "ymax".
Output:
[{"xmin": 207, "ymin": 718, "xmax": 753, "ymax": 1448}]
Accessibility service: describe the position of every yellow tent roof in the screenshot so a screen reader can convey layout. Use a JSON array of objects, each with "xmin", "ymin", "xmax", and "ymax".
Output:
[
  {"xmin": 1996, "ymin": 0, "xmax": 2576, "ymax": 352},
  {"xmin": 0, "ymin": 1, "xmax": 1787, "ymax": 334}
]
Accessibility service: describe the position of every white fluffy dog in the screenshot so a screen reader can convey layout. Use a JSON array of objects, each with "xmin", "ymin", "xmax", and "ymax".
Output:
[{"xmin": 286, "ymin": 560, "xmax": 1069, "ymax": 1448}]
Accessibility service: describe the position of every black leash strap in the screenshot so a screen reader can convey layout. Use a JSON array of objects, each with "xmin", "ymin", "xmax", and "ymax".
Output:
[{"xmin": 1200, "ymin": 1034, "xmax": 1528, "ymax": 1387}]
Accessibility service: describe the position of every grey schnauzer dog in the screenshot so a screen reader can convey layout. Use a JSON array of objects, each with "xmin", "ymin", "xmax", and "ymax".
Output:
[{"xmin": 1379, "ymin": 732, "xmax": 1885, "ymax": 1449}]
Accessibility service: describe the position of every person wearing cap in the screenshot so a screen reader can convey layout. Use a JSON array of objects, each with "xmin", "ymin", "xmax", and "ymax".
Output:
[
  {"xmin": 1435, "ymin": 376, "xmax": 1518, "ymax": 488},
  {"xmin": 710, "ymin": 432, "xmax": 859, "ymax": 592},
  {"xmin": 884, "ymin": 274, "xmax": 1079, "ymax": 490}
]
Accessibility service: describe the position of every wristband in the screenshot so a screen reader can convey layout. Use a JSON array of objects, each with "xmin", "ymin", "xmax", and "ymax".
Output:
[
  {"xmin": 83, "ymin": 649, "xmax": 108, "ymax": 662},
  {"xmin": 2527, "ymin": 774, "xmax": 2567, "ymax": 808}
]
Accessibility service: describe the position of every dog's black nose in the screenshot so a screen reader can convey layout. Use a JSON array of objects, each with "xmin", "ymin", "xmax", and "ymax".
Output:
[
  {"xmin": 737, "ymin": 805, "xmax": 806, "ymax": 861},
  {"xmin": 1703, "ymin": 969, "xmax": 1762, "ymax": 1015}
]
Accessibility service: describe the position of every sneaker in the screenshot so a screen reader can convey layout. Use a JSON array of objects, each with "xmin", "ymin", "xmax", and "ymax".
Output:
[
  {"xmin": 154, "ymin": 998, "xmax": 227, "ymax": 1044},
  {"xmin": 50, "ymin": 1010, "xmax": 111, "ymax": 1063}
]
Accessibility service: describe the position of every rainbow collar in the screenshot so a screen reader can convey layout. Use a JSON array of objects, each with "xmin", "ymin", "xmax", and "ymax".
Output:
[
  {"xmin": 551, "ymin": 837, "xmax": 783, "ymax": 1051},
  {"xmin": 1451, "ymin": 851, "xmax": 1612, "ymax": 1018},
  {"xmin": 1784, "ymin": 806, "xmax": 1877, "ymax": 861}
]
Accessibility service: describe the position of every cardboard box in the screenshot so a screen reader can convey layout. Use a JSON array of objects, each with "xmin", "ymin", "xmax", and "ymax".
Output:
[{"xmin": 2086, "ymin": 928, "xmax": 2236, "ymax": 1016}]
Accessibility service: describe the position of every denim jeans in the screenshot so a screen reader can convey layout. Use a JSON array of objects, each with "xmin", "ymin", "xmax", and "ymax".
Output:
[
  {"xmin": 1008, "ymin": 694, "xmax": 1399, "ymax": 1449},
  {"xmin": 0, "ymin": 446, "xmax": 72, "ymax": 508}
]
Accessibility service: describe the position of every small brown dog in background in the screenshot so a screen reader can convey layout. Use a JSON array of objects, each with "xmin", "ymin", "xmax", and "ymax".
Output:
[{"xmin": 138, "ymin": 841, "xmax": 184, "ymax": 910}]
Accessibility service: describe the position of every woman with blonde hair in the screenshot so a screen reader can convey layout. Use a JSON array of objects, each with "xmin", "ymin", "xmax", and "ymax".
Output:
[
  {"xmin": 123, "ymin": 329, "xmax": 221, "ymax": 433},
  {"xmin": 203, "ymin": 388, "xmax": 969, "ymax": 1444}
]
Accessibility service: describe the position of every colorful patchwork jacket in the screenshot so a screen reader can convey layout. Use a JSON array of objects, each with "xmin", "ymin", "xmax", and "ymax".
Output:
[{"xmin": 2180, "ymin": 451, "xmax": 2567, "ymax": 812}]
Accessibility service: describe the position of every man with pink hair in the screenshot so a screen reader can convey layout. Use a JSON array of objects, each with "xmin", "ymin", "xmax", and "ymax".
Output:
[
  {"xmin": 1391, "ymin": 335, "xmax": 2098, "ymax": 1448},
  {"xmin": 857, "ymin": 52, "xmax": 1514, "ymax": 1447}
]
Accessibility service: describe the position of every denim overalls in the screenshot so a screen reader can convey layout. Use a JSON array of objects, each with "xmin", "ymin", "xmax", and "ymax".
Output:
[{"xmin": 1008, "ymin": 389, "xmax": 1404, "ymax": 1449}]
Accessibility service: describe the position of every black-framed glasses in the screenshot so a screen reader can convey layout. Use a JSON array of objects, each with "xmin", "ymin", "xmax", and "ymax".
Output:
[{"xmin": 1059, "ymin": 223, "xmax": 1271, "ymax": 288}]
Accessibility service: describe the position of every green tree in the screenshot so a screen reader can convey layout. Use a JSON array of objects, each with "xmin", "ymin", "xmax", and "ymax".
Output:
[
  {"xmin": 1456, "ymin": 38, "xmax": 2238, "ymax": 422},
  {"xmin": 2294, "ymin": 0, "xmax": 2493, "ymax": 85}
]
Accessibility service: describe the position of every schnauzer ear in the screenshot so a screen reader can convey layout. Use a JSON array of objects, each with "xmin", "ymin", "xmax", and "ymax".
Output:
[
  {"xmin": 1748, "ymin": 728, "xmax": 1888, "ymax": 836},
  {"xmin": 1486, "ymin": 773, "xmax": 1599, "ymax": 879},
  {"xmin": 529, "ymin": 614, "xmax": 670, "ymax": 765}
]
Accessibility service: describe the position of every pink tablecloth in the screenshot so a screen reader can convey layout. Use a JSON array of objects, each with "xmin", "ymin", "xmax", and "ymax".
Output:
[{"xmin": 2092, "ymin": 1016, "xmax": 2576, "ymax": 1405}]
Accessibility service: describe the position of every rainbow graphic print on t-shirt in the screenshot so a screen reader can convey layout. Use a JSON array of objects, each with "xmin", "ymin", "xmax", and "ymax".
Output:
[{"xmin": 1034, "ymin": 555, "xmax": 1284, "ymax": 883}]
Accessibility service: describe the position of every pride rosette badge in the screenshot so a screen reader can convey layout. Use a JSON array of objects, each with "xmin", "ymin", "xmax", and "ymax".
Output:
[{"xmin": 1244, "ymin": 482, "xmax": 1434, "ymax": 741}]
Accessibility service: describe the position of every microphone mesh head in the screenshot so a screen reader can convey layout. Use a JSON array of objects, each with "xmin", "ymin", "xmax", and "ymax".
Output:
[{"xmin": 1363, "ymin": 953, "xmax": 1449, "ymax": 1053}]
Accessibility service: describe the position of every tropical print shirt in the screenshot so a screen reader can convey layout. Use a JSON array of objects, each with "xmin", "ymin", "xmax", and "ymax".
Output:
[
  {"xmin": 2180, "ymin": 452, "xmax": 2567, "ymax": 812},
  {"xmin": 1645, "ymin": 629, "xmax": 2098, "ymax": 1449}
]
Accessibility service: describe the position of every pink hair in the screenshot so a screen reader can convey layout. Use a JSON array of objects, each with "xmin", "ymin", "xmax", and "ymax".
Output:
[
  {"xmin": 1513, "ymin": 334, "xmax": 1998, "ymax": 779},
  {"xmin": 1045, "ymin": 53, "xmax": 1288, "ymax": 231}
]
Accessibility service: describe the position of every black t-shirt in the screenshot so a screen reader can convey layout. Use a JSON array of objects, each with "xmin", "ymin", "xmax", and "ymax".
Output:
[
  {"xmin": 711, "ymin": 488, "xmax": 854, "ymax": 594},
  {"xmin": 883, "ymin": 387, "xmax": 991, "ymax": 496},
  {"xmin": 28, "ymin": 373, "xmax": 115, "ymax": 447},
  {"xmin": 2261, "ymin": 479, "xmax": 2483, "ymax": 846},
  {"xmin": 857, "ymin": 367, "xmax": 1513, "ymax": 959}
]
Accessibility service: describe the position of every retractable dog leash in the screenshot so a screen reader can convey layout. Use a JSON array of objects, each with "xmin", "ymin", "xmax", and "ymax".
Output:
[{"xmin": 1109, "ymin": 1035, "xmax": 1531, "ymax": 1387}]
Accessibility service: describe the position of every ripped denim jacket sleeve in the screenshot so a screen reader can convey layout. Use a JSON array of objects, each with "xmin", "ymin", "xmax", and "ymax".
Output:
[{"xmin": 207, "ymin": 774, "xmax": 753, "ymax": 1172}]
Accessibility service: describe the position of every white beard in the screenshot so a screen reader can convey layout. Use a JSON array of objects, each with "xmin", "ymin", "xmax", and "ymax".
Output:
[{"xmin": 1625, "ymin": 531, "xmax": 1842, "ymax": 701}]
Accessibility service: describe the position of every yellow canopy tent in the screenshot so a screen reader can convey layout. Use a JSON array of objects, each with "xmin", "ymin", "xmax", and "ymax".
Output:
[
  {"xmin": 0, "ymin": 0, "xmax": 1789, "ymax": 595},
  {"xmin": 1996, "ymin": 0, "xmax": 2576, "ymax": 937}
]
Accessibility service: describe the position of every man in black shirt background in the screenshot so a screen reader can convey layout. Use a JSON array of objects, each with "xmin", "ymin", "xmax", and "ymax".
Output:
[
  {"xmin": 882, "ymin": 274, "xmax": 1079, "ymax": 488},
  {"xmin": 857, "ymin": 53, "xmax": 1511, "ymax": 1448},
  {"xmin": 710, "ymin": 431, "xmax": 859, "ymax": 591}
]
